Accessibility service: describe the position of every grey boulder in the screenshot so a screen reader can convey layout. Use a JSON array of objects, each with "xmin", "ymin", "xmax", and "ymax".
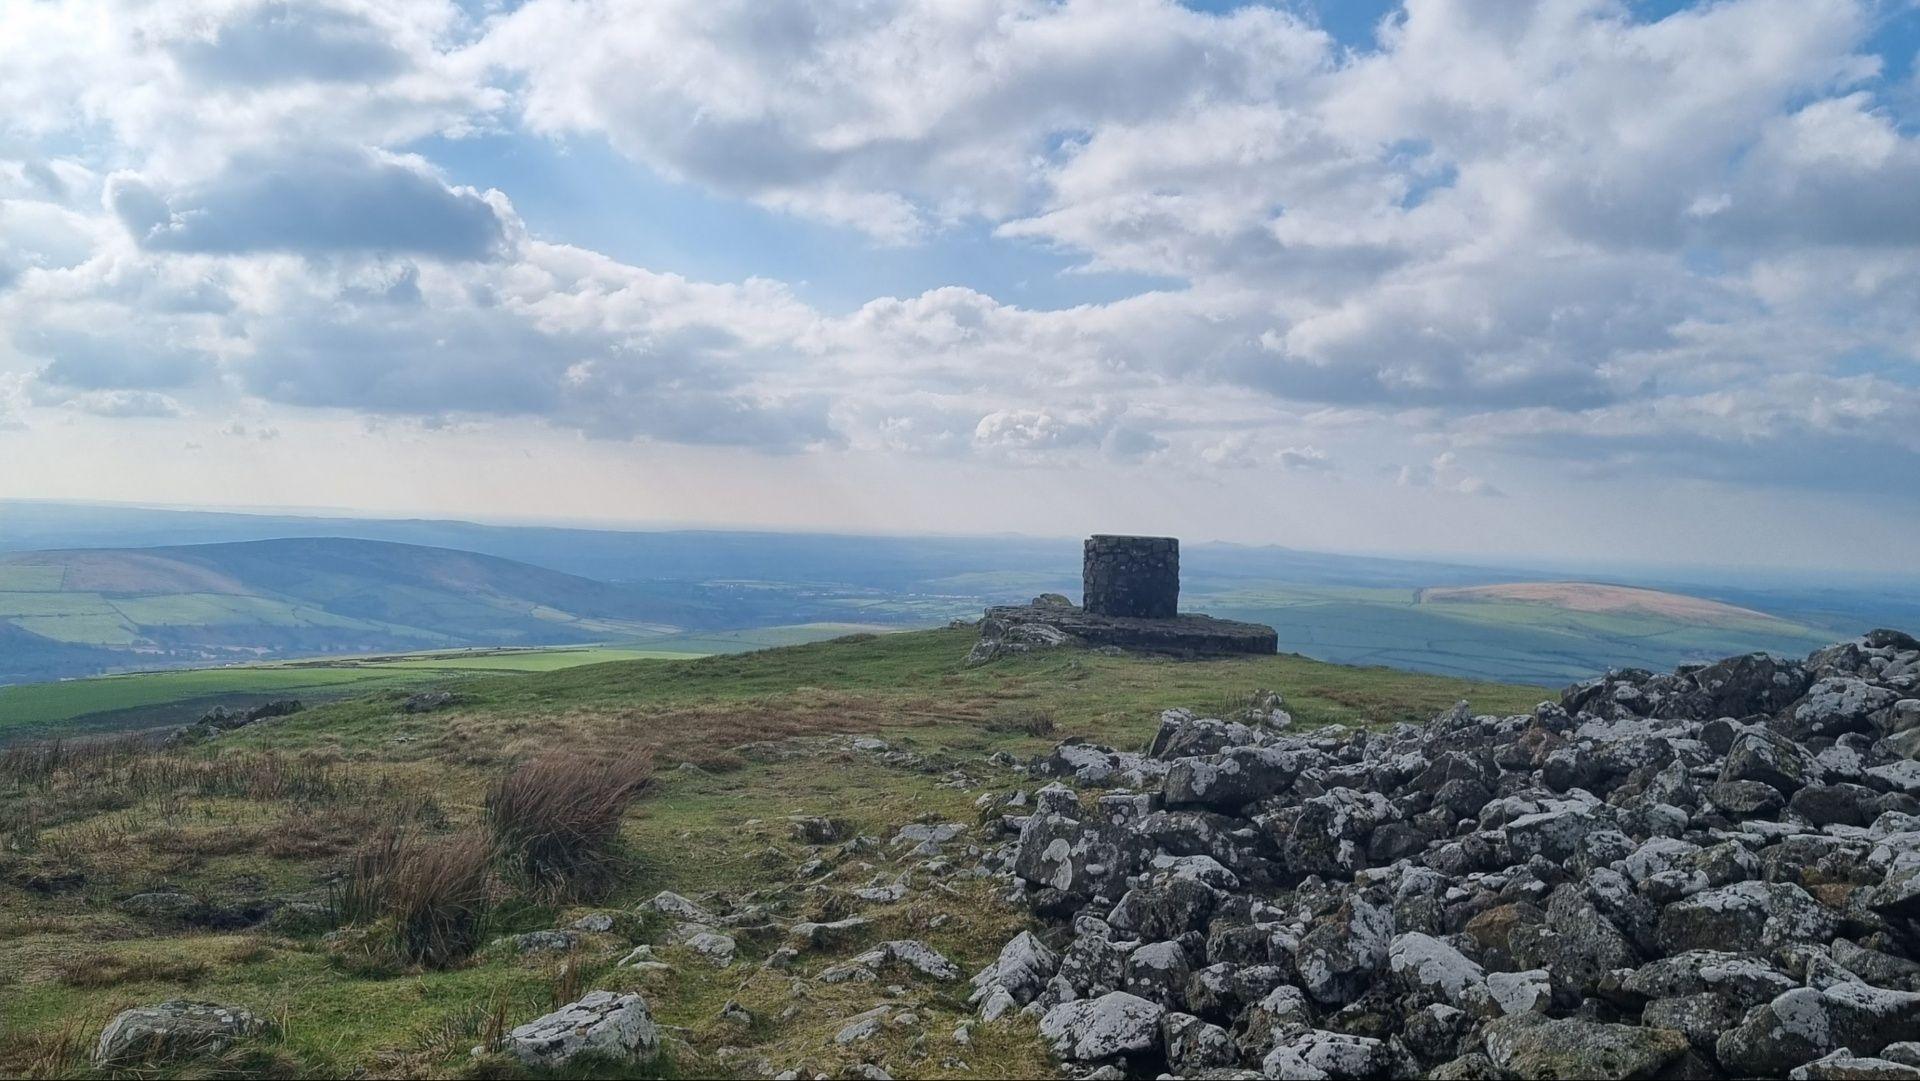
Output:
[
  {"xmin": 96, "ymin": 1001, "xmax": 266, "ymax": 1065},
  {"xmin": 502, "ymin": 991, "xmax": 658, "ymax": 1069}
]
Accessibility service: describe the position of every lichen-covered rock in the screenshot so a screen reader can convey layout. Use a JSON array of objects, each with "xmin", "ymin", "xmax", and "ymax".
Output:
[
  {"xmin": 1010, "ymin": 811, "xmax": 1130, "ymax": 902},
  {"xmin": 1162, "ymin": 1011, "xmax": 1236, "ymax": 1072},
  {"xmin": 503, "ymin": 992, "xmax": 657, "ymax": 1069},
  {"xmin": 1717, "ymin": 984, "xmax": 1920, "ymax": 1076},
  {"xmin": 1619, "ymin": 950, "xmax": 1796, "ymax": 1007},
  {"xmin": 1163, "ymin": 746, "xmax": 1300, "ymax": 812},
  {"xmin": 1057, "ymin": 925, "xmax": 1134, "ymax": 998},
  {"xmin": 682, "ymin": 930, "xmax": 736, "ymax": 966},
  {"xmin": 789, "ymin": 916, "xmax": 870, "ymax": 949},
  {"xmin": 1485, "ymin": 969, "xmax": 1551, "ymax": 1016},
  {"xmin": 1108, "ymin": 879, "xmax": 1217, "ymax": 941},
  {"xmin": 642, "ymin": 890, "xmax": 715, "ymax": 924},
  {"xmin": 1121, "ymin": 940, "xmax": 1191, "ymax": 1010},
  {"xmin": 1388, "ymin": 932, "xmax": 1486, "ymax": 1008},
  {"xmin": 1294, "ymin": 891, "xmax": 1392, "ymax": 1005},
  {"xmin": 1783, "ymin": 677, "xmax": 1899, "ymax": 740},
  {"xmin": 847, "ymin": 939, "xmax": 960, "ymax": 981},
  {"xmin": 1656, "ymin": 880, "xmax": 1840, "ymax": 954},
  {"xmin": 96, "ymin": 1001, "xmax": 266, "ymax": 1065},
  {"xmin": 1482, "ymin": 1014, "xmax": 1691, "ymax": 1080},
  {"xmin": 502, "ymin": 929, "xmax": 579, "ymax": 953},
  {"xmin": 971, "ymin": 930, "xmax": 1058, "ymax": 1006},
  {"xmin": 970, "ymin": 632, "xmax": 1920, "ymax": 1079},
  {"xmin": 1260, "ymin": 1029, "xmax": 1394, "ymax": 1080},
  {"xmin": 1788, "ymin": 1049, "xmax": 1920, "ymax": 1080},
  {"xmin": 1037, "ymin": 991, "xmax": 1164, "ymax": 1062}
]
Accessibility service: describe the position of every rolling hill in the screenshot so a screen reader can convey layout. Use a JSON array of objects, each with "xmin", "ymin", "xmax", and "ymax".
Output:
[
  {"xmin": 0, "ymin": 503, "xmax": 1903, "ymax": 688},
  {"xmin": 1193, "ymin": 580, "xmax": 1840, "ymax": 684},
  {"xmin": 0, "ymin": 538, "xmax": 707, "ymax": 683}
]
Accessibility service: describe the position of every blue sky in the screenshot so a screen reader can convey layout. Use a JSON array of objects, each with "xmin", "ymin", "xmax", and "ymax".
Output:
[
  {"xmin": 2, "ymin": 0, "xmax": 1919, "ymax": 572},
  {"xmin": 410, "ymin": 130, "xmax": 1182, "ymax": 313}
]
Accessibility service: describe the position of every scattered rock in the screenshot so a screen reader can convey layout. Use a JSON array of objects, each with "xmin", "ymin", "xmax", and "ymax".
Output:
[
  {"xmin": 1038, "ymin": 991, "xmax": 1164, "ymax": 1062},
  {"xmin": 96, "ymin": 1001, "xmax": 266, "ymax": 1065},
  {"xmin": 502, "ymin": 991, "xmax": 658, "ymax": 1069}
]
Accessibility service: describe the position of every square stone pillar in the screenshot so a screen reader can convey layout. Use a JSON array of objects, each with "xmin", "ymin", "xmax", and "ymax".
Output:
[{"xmin": 1083, "ymin": 535, "xmax": 1179, "ymax": 618}]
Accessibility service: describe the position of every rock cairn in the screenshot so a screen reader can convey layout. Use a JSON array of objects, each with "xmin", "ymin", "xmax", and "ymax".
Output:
[{"xmin": 970, "ymin": 630, "xmax": 1920, "ymax": 1079}]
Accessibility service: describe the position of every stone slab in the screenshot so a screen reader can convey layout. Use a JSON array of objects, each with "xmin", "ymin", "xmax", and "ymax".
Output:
[{"xmin": 980, "ymin": 600, "xmax": 1277, "ymax": 657}]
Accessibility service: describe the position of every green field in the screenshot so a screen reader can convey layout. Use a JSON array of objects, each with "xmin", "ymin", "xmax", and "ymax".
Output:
[
  {"xmin": 0, "ymin": 649, "xmax": 679, "ymax": 739},
  {"xmin": 0, "ymin": 624, "xmax": 906, "ymax": 740}
]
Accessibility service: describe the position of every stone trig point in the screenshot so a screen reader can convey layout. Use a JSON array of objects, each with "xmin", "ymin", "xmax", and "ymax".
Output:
[
  {"xmin": 1084, "ymin": 534, "xmax": 1179, "ymax": 618},
  {"xmin": 966, "ymin": 534, "xmax": 1278, "ymax": 664}
]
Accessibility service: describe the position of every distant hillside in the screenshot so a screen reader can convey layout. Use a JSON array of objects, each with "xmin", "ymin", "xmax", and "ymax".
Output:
[
  {"xmin": 2, "ymin": 502, "xmax": 1910, "ymax": 688},
  {"xmin": 1419, "ymin": 581, "xmax": 1790, "ymax": 628},
  {"xmin": 0, "ymin": 538, "xmax": 710, "ymax": 684},
  {"xmin": 1192, "ymin": 579, "xmax": 1840, "ymax": 685}
]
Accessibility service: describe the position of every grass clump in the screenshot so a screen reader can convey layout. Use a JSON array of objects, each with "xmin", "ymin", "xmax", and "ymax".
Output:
[
  {"xmin": 55, "ymin": 951, "xmax": 211, "ymax": 988},
  {"xmin": 983, "ymin": 704, "xmax": 1056, "ymax": 737},
  {"xmin": 485, "ymin": 750, "xmax": 653, "ymax": 901},
  {"xmin": 335, "ymin": 828, "xmax": 494, "ymax": 969}
]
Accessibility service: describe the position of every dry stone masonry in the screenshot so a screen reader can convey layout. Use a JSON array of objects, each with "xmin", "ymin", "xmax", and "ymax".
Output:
[
  {"xmin": 967, "ymin": 535, "xmax": 1277, "ymax": 664},
  {"xmin": 970, "ymin": 629, "xmax": 1920, "ymax": 1078},
  {"xmin": 1084, "ymin": 535, "xmax": 1180, "ymax": 619}
]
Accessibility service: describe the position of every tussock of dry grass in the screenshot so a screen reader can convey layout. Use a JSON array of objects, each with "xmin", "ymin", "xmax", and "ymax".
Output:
[
  {"xmin": 486, "ymin": 750, "xmax": 652, "ymax": 900},
  {"xmin": 335, "ymin": 828, "xmax": 495, "ymax": 969}
]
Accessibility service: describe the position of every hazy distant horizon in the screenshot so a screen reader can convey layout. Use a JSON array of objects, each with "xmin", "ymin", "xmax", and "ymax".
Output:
[{"xmin": 7, "ymin": 495, "xmax": 1917, "ymax": 591}]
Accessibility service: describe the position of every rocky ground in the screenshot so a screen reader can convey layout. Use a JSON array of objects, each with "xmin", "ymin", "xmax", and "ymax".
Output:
[
  {"xmin": 960, "ymin": 629, "xmax": 1920, "ymax": 1079},
  {"xmin": 49, "ymin": 628, "xmax": 1920, "ymax": 1079}
]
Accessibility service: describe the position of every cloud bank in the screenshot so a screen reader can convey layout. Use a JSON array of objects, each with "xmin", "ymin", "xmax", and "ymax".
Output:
[{"xmin": 0, "ymin": 0, "xmax": 1917, "ymax": 565}]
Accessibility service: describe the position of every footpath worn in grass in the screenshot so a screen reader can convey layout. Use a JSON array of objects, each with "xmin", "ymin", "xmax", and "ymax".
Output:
[{"xmin": 0, "ymin": 626, "xmax": 1541, "ymax": 1079}]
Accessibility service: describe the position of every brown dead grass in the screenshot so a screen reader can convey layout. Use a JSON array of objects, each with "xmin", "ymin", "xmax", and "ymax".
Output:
[{"xmin": 54, "ymin": 950, "xmax": 212, "ymax": 988}]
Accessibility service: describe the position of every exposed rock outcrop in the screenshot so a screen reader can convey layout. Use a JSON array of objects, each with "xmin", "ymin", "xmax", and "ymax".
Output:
[{"xmin": 969, "ymin": 632, "xmax": 1920, "ymax": 1078}]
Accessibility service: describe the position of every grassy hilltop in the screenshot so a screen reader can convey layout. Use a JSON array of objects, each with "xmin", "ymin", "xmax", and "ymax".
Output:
[{"xmin": 0, "ymin": 627, "xmax": 1540, "ymax": 1079}]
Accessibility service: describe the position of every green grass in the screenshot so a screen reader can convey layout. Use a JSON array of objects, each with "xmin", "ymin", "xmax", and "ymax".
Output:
[
  {"xmin": 0, "ymin": 593, "xmax": 120, "ymax": 618},
  {"xmin": 0, "ymin": 666, "xmax": 424, "ymax": 729},
  {"xmin": 0, "ymin": 627, "xmax": 911, "ymax": 739},
  {"xmin": 351, "ymin": 648, "xmax": 699, "ymax": 673},
  {"xmin": 9, "ymin": 612, "xmax": 141, "ymax": 646},
  {"xmin": 621, "ymin": 622, "xmax": 907, "ymax": 653},
  {"xmin": 0, "ymin": 565, "xmax": 65, "ymax": 590},
  {"xmin": 231, "ymin": 626, "xmax": 1547, "ymax": 767},
  {"xmin": 0, "ymin": 647, "xmax": 709, "ymax": 738},
  {"xmin": 0, "ymin": 624, "xmax": 1544, "ymax": 1079}
]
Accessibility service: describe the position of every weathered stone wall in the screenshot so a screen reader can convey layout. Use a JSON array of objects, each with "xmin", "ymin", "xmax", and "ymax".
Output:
[{"xmin": 1083, "ymin": 535, "xmax": 1179, "ymax": 619}]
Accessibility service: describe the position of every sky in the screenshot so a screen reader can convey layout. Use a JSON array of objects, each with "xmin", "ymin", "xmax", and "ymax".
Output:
[{"xmin": 2, "ymin": 0, "xmax": 1919, "ymax": 573}]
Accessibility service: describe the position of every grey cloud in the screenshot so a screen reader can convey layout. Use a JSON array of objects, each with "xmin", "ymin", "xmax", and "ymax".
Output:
[
  {"xmin": 1463, "ymin": 375, "xmax": 1920, "ymax": 497},
  {"xmin": 22, "ymin": 327, "xmax": 213, "ymax": 390},
  {"xmin": 1276, "ymin": 445, "xmax": 1333, "ymax": 471},
  {"xmin": 109, "ymin": 149, "xmax": 507, "ymax": 260},
  {"xmin": 1496, "ymin": 427, "xmax": 1920, "ymax": 497},
  {"xmin": 168, "ymin": 3, "xmax": 412, "ymax": 87},
  {"xmin": 60, "ymin": 390, "xmax": 186, "ymax": 418},
  {"xmin": 237, "ymin": 279, "xmax": 836, "ymax": 452}
]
